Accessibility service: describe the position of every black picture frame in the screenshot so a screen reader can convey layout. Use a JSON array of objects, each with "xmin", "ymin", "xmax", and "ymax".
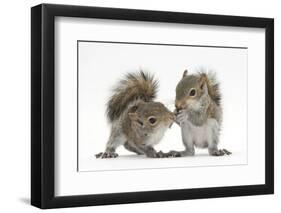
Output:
[{"xmin": 31, "ymin": 3, "xmax": 274, "ymax": 209}]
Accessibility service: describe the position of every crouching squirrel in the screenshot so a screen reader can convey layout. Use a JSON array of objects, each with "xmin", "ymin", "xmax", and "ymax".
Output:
[
  {"xmin": 95, "ymin": 71, "xmax": 175, "ymax": 158},
  {"xmin": 168, "ymin": 70, "xmax": 231, "ymax": 157}
]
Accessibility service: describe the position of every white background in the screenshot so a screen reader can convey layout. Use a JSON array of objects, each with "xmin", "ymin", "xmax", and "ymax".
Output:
[
  {"xmin": 56, "ymin": 17, "xmax": 264, "ymax": 196},
  {"xmin": 78, "ymin": 41, "xmax": 248, "ymax": 171},
  {"xmin": 0, "ymin": 0, "xmax": 279, "ymax": 212}
]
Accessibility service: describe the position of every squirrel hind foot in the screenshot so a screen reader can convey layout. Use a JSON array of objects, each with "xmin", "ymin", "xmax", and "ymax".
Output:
[
  {"xmin": 222, "ymin": 149, "xmax": 232, "ymax": 155},
  {"xmin": 210, "ymin": 149, "xmax": 231, "ymax": 156},
  {"xmin": 95, "ymin": 152, "xmax": 119, "ymax": 159}
]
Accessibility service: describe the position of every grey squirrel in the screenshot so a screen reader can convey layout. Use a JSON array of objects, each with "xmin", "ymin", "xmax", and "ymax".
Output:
[
  {"xmin": 168, "ymin": 70, "xmax": 231, "ymax": 157},
  {"xmin": 95, "ymin": 71, "xmax": 175, "ymax": 158}
]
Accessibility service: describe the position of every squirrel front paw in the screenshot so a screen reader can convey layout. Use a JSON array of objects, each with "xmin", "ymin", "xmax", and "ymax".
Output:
[
  {"xmin": 95, "ymin": 152, "xmax": 119, "ymax": 159},
  {"xmin": 156, "ymin": 150, "xmax": 182, "ymax": 158},
  {"xmin": 145, "ymin": 150, "xmax": 168, "ymax": 158},
  {"xmin": 146, "ymin": 150, "xmax": 159, "ymax": 158},
  {"xmin": 175, "ymin": 110, "xmax": 188, "ymax": 125},
  {"xmin": 166, "ymin": 150, "xmax": 182, "ymax": 157}
]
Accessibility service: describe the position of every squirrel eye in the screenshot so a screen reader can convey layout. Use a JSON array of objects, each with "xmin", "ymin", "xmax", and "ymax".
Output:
[
  {"xmin": 189, "ymin": 89, "xmax": 196, "ymax": 97},
  {"xmin": 148, "ymin": 117, "xmax": 157, "ymax": 125}
]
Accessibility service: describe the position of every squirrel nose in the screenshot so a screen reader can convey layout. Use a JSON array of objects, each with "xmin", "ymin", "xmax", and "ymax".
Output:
[
  {"xmin": 175, "ymin": 100, "xmax": 187, "ymax": 112},
  {"xmin": 175, "ymin": 104, "xmax": 183, "ymax": 112}
]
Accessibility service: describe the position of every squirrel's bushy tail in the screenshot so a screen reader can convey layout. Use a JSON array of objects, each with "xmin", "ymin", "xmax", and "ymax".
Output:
[
  {"xmin": 107, "ymin": 71, "xmax": 158, "ymax": 122},
  {"xmin": 198, "ymin": 70, "xmax": 221, "ymax": 107},
  {"xmin": 206, "ymin": 72, "xmax": 221, "ymax": 106}
]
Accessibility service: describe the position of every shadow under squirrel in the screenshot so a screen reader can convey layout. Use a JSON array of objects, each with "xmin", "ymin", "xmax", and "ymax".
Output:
[{"xmin": 96, "ymin": 71, "xmax": 175, "ymax": 158}]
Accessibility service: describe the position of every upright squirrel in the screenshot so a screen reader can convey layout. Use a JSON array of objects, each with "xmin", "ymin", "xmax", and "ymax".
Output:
[
  {"xmin": 96, "ymin": 71, "xmax": 175, "ymax": 158},
  {"xmin": 169, "ymin": 70, "xmax": 231, "ymax": 157}
]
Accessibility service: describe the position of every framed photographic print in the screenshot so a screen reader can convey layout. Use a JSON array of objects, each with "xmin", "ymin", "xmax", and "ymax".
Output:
[{"xmin": 31, "ymin": 3, "xmax": 274, "ymax": 209}]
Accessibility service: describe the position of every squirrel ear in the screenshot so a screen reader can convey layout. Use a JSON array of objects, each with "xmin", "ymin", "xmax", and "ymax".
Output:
[
  {"xmin": 201, "ymin": 82, "xmax": 208, "ymax": 94},
  {"xmin": 128, "ymin": 112, "xmax": 138, "ymax": 121},
  {"xmin": 128, "ymin": 105, "xmax": 139, "ymax": 121},
  {"xmin": 182, "ymin": 70, "xmax": 188, "ymax": 78},
  {"xmin": 199, "ymin": 74, "xmax": 208, "ymax": 94},
  {"xmin": 128, "ymin": 105, "xmax": 138, "ymax": 113}
]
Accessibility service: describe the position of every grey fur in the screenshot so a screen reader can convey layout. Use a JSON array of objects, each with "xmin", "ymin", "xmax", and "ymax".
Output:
[
  {"xmin": 96, "ymin": 71, "xmax": 174, "ymax": 159},
  {"xmin": 168, "ymin": 71, "xmax": 230, "ymax": 157}
]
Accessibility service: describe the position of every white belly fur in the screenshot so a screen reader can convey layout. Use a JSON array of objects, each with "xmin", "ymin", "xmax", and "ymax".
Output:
[
  {"xmin": 145, "ymin": 125, "xmax": 168, "ymax": 146},
  {"xmin": 182, "ymin": 118, "xmax": 219, "ymax": 148}
]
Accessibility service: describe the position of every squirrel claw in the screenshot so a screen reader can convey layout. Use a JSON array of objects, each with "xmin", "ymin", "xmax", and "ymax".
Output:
[
  {"xmin": 156, "ymin": 151, "xmax": 168, "ymax": 158},
  {"xmin": 95, "ymin": 152, "xmax": 119, "ymax": 159},
  {"xmin": 211, "ymin": 150, "xmax": 224, "ymax": 156},
  {"xmin": 211, "ymin": 149, "xmax": 231, "ymax": 156},
  {"xmin": 166, "ymin": 150, "xmax": 182, "ymax": 158},
  {"xmin": 95, "ymin": 152, "xmax": 103, "ymax": 158},
  {"xmin": 222, "ymin": 149, "xmax": 232, "ymax": 155},
  {"xmin": 157, "ymin": 150, "xmax": 181, "ymax": 158}
]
